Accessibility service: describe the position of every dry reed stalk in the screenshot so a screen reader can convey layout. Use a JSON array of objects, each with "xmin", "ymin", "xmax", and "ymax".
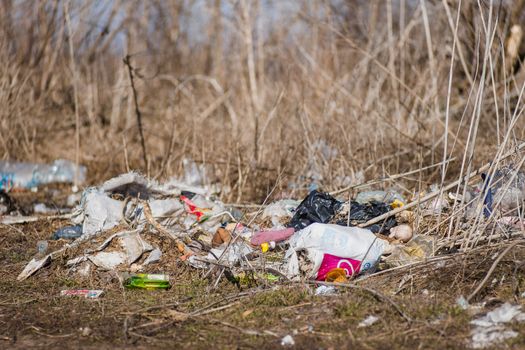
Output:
[
  {"xmin": 0, "ymin": 1, "xmax": 524, "ymax": 206},
  {"xmin": 64, "ymin": 1, "xmax": 81, "ymax": 189},
  {"xmin": 123, "ymin": 55, "xmax": 149, "ymax": 176}
]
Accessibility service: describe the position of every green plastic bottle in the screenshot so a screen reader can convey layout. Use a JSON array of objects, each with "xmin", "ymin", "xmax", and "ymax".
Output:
[{"xmin": 124, "ymin": 274, "xmax": 171, "ymax": 290}]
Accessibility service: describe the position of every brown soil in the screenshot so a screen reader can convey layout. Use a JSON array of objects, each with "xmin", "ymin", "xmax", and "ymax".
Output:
[{"xmin": 1, "ymin": 200, "xmax": 525, "ymax": 349}]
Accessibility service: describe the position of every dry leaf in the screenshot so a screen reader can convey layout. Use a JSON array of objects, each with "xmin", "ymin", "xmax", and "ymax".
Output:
[
  {"xmin": 167, "ymin": 309, "xmax": 189, "ymax": 322},
  {"xmin": 242, "ymin": 309, "xmax": 254, "ymax": 318}
]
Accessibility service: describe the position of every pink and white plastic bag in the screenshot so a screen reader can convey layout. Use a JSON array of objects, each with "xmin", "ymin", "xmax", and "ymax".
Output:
[{"xmin": 284, "ymin": 223, "xmax": 385, "ymax": 281}]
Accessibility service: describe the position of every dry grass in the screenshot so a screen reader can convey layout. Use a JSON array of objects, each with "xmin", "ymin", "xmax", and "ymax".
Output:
[{"xmin": 1, "ymin": 215, "xmax": 525, "ymax": 349}]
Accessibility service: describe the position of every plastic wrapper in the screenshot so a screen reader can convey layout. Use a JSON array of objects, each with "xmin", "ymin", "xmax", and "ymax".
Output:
[
  {"xmin": 262, "ymin": 199, "xmax": 300, "ymax": 228},
  {"xmin": 383, "ymin": 235, "xmax": 435, "ymax": 267}
]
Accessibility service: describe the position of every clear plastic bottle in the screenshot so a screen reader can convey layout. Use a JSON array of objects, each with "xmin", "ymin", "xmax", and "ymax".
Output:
[
  {"xmin": 0, "ymin": 159, "xmax": 86, "ymax": 190},
  {"xmin": 36, "ymin": 240, "xmax": 48, "ymax": 258},
  {"xmin": 355, "ymin": 190, "xmax": 405, "ymax": 206},
  {"xmin": 52, "ymin": 225, "xmax": 83, "ymax": 240}
]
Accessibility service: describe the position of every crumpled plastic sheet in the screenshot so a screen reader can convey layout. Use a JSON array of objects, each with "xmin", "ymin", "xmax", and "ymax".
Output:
[
  {"xmin": 71, "ymin": 190, "xmax": 127, "ymax": 237},
  {"xmin": 262, "ymin": 199, "xmax": 300, "ymax": 228},
  {"xmin": 88, "ymin": 251, "xmax": 127, "ymax": 270},
  {"xmin": 66, "ymin": 230, "xmax": 153, "ymax": 270},
  {"xmin": 17, "ymin": 254, "xmax": 52, "ymax": 281},
  {"xmin": 144, "ymin": 248, "xmax": 162, "ymax": 265},
  {"xmin": 207, "ymin": 241, "xmax": 253, "ymax": 266},
  {"xmin": 470, "ymin": 303, "xmax": 525, "ymax": 348},
  {"xmin": 383, "ymin": 235, "xmax": 435, "ymax": 267}
]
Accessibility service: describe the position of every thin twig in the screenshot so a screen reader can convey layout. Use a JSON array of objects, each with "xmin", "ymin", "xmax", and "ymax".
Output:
[
  {"xmin": 330, "ymin": 158, "xmax": 455, "ymax": 196},
  {"xmin": 123, "ymin": 55, "xmax": 149, "ymax": 175},
  {"xmin": 64, "ymin": 0, "xmax": 81, "ymax": 189},
  {"xmin": 142, "ymin": 201, "xmax": 192, "ymax": 254}
]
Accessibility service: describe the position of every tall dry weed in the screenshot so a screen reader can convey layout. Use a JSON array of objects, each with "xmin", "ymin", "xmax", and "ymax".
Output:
[{"xmin": 1, "ymin": 0, "xmax": 525, "ymax": 206}]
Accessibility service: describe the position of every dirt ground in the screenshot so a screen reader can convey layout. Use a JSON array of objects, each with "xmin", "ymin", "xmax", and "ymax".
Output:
[{"xmin": 2, "ymin": 204, "xmax": 525, "ymax": 350}]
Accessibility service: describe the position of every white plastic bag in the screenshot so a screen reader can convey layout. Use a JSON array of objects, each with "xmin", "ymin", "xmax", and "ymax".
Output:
[
  {"xmin": 284, "ymin": 223, "xmax": 385, "ymax": 281},
  {"xmin": 71, "ymin": 190, "xmax": 125, "ymax": 236}
]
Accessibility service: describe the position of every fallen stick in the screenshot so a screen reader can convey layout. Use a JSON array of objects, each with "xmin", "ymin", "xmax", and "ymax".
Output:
[
  {"xmin": 355, "ymin": 240, "xmax": 521, "ymax": 284},
  {"xmin": 142, "ymin": 201, "xmax": 193, "ymax": 255},
  {"xmin": 467, "ymin": 241, "xmax": 520, "ymax": 302},
  {"xmin": 123, "ymin": 55, "xmax": 148, "ymax": 174},
  {"xmin": 438, "ymin": 231, "xmax": 525, "ymax": 250},
  {"xmin": 0, "ymin": 214, "xmax": 71, "ymax": 225}
]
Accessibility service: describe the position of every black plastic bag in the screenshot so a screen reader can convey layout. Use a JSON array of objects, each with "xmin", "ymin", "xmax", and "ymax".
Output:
[
  {"xmin": 337, "ymin": 200, "xmax": 397, "ymax": 234},
  {"xmin": 288, "ymin": 190, "xmax": 342, "ymax": 230},
  {"xmin": 0, "ymin": 189, "xmax": 13, "ymax": 215}
]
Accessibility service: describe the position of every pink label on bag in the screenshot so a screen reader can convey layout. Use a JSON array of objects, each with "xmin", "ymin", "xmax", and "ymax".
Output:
[{"xmin": 316, "ymin": 253, "xmax": 362, "ymax": 281}]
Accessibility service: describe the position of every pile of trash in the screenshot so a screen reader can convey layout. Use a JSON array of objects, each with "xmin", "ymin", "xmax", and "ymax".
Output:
[
  {"xmin": 11, "ymin": 162, "xmax": 525, "ymax": 290},
  {"xmin": 13, "ymin": 171, "xmax": 428, "ymax": 285},
  {"xmin": 5, "ymin": 158, "xmax": 525, "ymax": 350}
]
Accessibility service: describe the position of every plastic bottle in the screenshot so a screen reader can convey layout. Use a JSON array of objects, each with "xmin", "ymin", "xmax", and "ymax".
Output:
[
  {"xmin": 0, "ymin": 159, "xmax": 86, "ymax": 190},
  {"xmin": 36, "ymin": 240, "xmax": 48, "ymax": 258},
  {"xmin": 355, "ymin": 190, "xmax": 405, "ymax": 207},
  {"xmin": 52, "ymin": 225, "xmax": 83, "ymax": 240},
  {"xmin": 61, "ymin": 290, "xmax": 104, "ymax": 298},
  {"xmin": 124, "ymin": 273, "xmax": 171, "ymax": 290}
]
